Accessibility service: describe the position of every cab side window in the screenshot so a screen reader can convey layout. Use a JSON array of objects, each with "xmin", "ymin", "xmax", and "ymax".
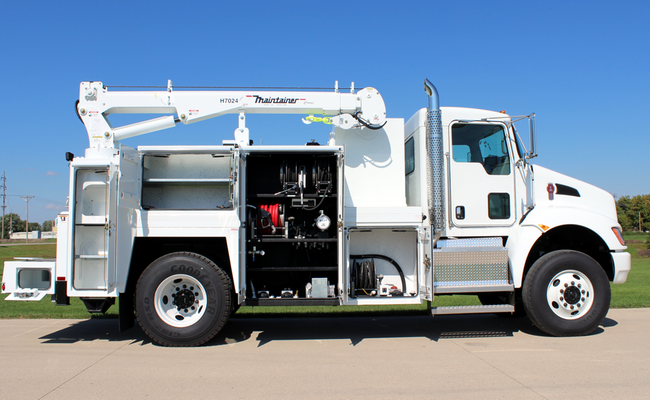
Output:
[
  {"xmin": 405, "ymin": 137, "xmax": 415, "ymax": 175},
  {"xmin": 452, "ymin": 123, "xmax": 510, "ymax": 175}
]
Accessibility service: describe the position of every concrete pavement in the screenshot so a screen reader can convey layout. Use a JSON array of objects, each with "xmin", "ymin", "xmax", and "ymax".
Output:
[{"xmin": 0, "ymin": 308, "xmax": 648, "ymax": 399}]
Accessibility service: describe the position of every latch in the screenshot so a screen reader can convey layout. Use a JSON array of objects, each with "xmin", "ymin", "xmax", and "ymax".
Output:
[{"xmin": 455, "ymin": 206, "xmax": 465, "ymax": 220}]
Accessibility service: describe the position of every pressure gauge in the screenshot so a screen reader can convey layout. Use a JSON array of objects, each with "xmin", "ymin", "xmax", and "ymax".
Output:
[{"xmin": 315, "ymin": 211, "xmax": 331, "ymax": 231}]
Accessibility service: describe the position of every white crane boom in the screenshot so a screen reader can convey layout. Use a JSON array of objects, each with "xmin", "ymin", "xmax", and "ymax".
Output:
[{"xmin": 77, "ymin": 81, "xmax": 387, "ymax": 149}]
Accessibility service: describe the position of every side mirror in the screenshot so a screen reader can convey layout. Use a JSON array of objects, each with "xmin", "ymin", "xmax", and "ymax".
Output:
[{"xmin": 528, "ymin": 113, "xmax": 537, "ymax": 159}]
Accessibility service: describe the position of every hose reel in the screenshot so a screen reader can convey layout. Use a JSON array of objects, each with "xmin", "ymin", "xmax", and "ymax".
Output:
[
  {"xmin": 279, "ymin": 159, "xmax": 333, "ymax": 198},
  {"xmin": 350, "ymin": 254, "xmax": 407, "ymax": 297}
]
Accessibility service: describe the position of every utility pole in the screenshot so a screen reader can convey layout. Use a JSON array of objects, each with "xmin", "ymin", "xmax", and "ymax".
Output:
[
  {"xmin": 1, "ymin": 171, "xmax": 6, "ymax": 240},
  {"xmin": 21, "ymin": 195, "xmax": 34, "ymax": 243}
]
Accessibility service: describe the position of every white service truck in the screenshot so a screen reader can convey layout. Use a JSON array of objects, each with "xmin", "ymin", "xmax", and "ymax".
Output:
[{"xmin": 2, "ymin": 79, "xmax": 631, "ymax": 346}]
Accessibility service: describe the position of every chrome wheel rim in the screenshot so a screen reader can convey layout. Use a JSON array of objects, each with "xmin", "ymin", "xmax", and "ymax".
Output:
[
  {"xmin": 154, "ymin": 274, "xmax": 207, "ymax": 327},
  {"xmin": 546, "ymin": 269, "xmax": 594, "ymax": 320}
]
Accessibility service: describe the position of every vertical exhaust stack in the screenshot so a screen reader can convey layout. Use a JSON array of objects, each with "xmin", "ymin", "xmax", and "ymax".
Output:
[{"xmin": 424, "ymin": 79, "xmax": 445, "ymax": 233}]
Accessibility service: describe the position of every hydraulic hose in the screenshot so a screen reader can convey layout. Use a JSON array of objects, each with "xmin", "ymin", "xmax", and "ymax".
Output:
[
  {"xmin": 352, "ymin": 111, "xmax": 387, "ymax": 130},
  {"xmin": 350, "ymin": 254, "xmax": 406, "ymax": 295}
]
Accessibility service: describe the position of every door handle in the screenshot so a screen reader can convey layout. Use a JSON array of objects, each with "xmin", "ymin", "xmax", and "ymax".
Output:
[{"xmin": 455, "ymin": 206, "xmax": 465, "ymax": 220}]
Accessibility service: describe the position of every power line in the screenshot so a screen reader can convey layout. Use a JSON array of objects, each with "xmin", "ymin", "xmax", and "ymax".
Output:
[{"xmin": 21, "ymin": 195, "xmax": 34, "ymax": 243}]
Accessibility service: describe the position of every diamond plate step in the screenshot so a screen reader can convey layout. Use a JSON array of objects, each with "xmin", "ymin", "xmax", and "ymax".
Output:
[{"xmin": 431, "ymin": 304, "xmax": 515, "ymax": 315}]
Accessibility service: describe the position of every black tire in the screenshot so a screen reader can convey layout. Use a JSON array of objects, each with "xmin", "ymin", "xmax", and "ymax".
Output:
[
  {"xmin": 135, "ymin": 252, "xmax": 232, "ymax": 346},
  {"xmin": 522, "ymin": 250, "xmax": 610, "ymax": 336}
]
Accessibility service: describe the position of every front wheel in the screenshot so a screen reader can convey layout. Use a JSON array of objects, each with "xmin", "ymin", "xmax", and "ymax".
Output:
[
  {"xmin": 135, "ymin": 252, "xmax": 232, "ymax": 346},
  {"xmin": 522, "ymin": 250, "xmax": 610, "ymax": 336}
]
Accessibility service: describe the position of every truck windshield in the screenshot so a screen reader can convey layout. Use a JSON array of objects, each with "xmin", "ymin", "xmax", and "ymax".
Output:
[{"xmin": 512, "ymin": 124, "xmax": 526, "ymax": 160}]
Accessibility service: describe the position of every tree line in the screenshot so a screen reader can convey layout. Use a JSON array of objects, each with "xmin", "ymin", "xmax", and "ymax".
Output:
[
  {"xmin": 1, "ymin": 213, "xmax": 55, "ymax": 239},
  {"xmin": 616, "ymin": 194, "xmax": 650, "ymax": 232}
]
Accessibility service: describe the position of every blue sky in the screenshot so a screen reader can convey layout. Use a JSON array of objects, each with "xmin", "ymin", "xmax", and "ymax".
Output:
[{"xmin": 1, "ymin": 0, "xmax": 649, "ymax": 224}]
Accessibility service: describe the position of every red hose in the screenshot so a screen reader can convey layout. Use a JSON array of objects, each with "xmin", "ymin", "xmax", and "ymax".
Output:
[{"xmin": 259, "ymin": 204, "xmax": 281, "ymax": 234}]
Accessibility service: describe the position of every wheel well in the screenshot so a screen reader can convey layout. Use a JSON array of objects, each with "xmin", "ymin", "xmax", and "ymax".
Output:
[
  {"xmin": 124, "ymin": 237, "xmax": 232, "ymax": 298},
  {"xmin": 523, "ymin": 225, "xmax": 614, "ymax": 282}
]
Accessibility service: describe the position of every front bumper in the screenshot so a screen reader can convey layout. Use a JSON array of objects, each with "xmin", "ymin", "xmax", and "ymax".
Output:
[{"xmin": 611, "ymin": 251, "xmax": 631, "ymax": 284}]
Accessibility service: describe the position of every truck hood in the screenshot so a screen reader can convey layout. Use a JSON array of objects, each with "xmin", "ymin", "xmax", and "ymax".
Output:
[{"xmin": 532, "ymin": 165, "xmax": 619, "ymax": 223}]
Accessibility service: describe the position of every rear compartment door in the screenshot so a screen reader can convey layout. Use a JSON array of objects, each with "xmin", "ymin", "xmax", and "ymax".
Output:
[
  {"xmin": 70, "ymin": 161, "xmax": 119, "ymax": 295},
  {"xmin": 115, "ymin": 146, "xmax": 141, "ymax": 293}
]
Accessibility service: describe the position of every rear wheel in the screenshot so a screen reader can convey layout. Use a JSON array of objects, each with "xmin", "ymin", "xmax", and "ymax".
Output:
[
  {"xmin": 135, "ymin": 252, "xmax": 232, "ymax": 346},
  {"xmin": 522, "ymin": 250, "xmax": 610, "ymax": 336}
]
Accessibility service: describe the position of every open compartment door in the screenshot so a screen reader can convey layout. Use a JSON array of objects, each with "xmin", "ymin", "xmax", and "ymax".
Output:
[
  {"xmin": 2, "ymin": 260, "xmax": 56, "ymax": 301},
  {"xmin": 70, "ymin": 163, "xmax": 119, "ymax": 295}
]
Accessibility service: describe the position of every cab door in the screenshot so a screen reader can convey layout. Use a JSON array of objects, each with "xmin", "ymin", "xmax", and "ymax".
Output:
[{"xmin": 448, "ymin": 121, "xmax": 516, "ymax": 228}]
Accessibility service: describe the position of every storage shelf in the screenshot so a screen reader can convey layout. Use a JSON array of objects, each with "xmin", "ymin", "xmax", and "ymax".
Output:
[
  {"xmin": 75, "ymin": 255, "xmax": 108, "ymax": 259},
  {"xmin": 251, "ymin": 193, "xmax": 337, "ymax": 198},
  {"xmin": 247, "ymin": 266, "xmax": 337, "ymax": 272},
  {"xmin": 251, "ymin": 237, "xmax": 337, "ymax": 243},
  {"xmin": 143, "ymin": 178, "xmax": 232, "ymax": 185},
  {"xmin": 245, "ymin": 298, "xmax": 339, "ymax": 306}
]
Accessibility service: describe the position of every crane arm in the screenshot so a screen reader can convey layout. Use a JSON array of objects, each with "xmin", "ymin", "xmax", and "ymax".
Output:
[{"xmin": 77, "ymin": 81, "xmax": 386, "ymax": 149}]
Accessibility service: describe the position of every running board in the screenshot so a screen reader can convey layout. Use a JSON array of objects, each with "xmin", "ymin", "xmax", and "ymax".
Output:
[
  {"xmin": 435, "ymin": 284, "xmax": 513, "ymax": 294},
  {"xmin": 431, "ymin": 304, "xmax": 515, "ymax": 315}
]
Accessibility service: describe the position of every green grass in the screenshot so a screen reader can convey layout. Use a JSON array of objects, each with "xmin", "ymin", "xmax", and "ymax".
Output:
[
  {"xmin": 2, "ymin": 234, "xmax": 649, "ymax": 319},
  {"xmin": 610, "ymin": 232, "xmax": 650, "ymax": 308}
]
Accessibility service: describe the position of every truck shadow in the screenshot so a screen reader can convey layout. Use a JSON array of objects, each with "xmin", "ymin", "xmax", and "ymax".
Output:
[
  {"xmin": 38, "ymin": 314, "xmax": 618, "ymax": 347},
  {"xmin": 216, "ymin": 314, "xmax": 616, "ymax": 347},
  {"xmin": 38, "ymin": 319, "xmax": 152, "ymax": 345}
]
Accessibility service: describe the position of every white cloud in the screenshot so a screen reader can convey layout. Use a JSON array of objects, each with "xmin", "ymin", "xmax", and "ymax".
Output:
[
  {"xmin": 45, "ymin": 171, "xmax": 60, "ymax": 176},
  {"xmin": 44, "ymin": 203, "xmax": 65, "ymax": 210}
]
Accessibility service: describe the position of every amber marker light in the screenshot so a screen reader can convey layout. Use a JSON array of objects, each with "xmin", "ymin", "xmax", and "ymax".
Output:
[
  {"xmin": 612, "ymin": 227, "xmax": 625, "ymax": 246},
  {"xmin": 538, "ymin": 224, "xmax": 550, "ymax": 232}
]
